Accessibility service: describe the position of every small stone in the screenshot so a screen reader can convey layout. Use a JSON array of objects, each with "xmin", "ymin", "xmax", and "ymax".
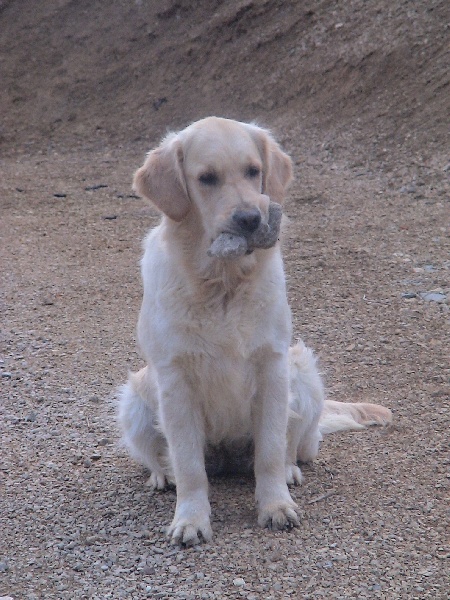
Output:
[
  {"xmin": 233, "ymin": 578, "xmax": 245, "ymax": 587},
  {"xmin": 97, "ymin": 438, "xmax": 111, "ymax": 446},
  {"xmin": 85, "ymin": 184, "xmax": 108, "ymax": 191},
  {"xmin": 83, "ymin": 458, "xmax": 92, "ymax": 468},
  {"xmin": 370, "ymin": 584, "xmax": 382, "ymax": 591},
  {"xmin": 90, "ymin": 453, "xmax": 102, "ymax": 461},
  {"xmin": 0, "ymin": 562, "xmax": 9, "ymax": 572},
  {"xmin": 85, "ymin": 535, "xmax": 98, "ymax": 545},
  {"xmin": 400, "ymin": 184, "xmax": 417, "ymax": 194},
  {"xmin": 419, "ymin": 291, "xmax": 446, "ymax": 303},
  {"xmin": 1, "ymin": 372, "xmax": 12, "ymax": 379},
  {"xmin": 142, "ymin": 565, "xmax": 155, "ymax": 575}
]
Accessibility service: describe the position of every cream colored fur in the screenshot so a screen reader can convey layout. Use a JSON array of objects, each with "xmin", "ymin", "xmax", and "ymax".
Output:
[{"xmin": 118, "ymin": 117, "xmax": 392, "ymax": 546}]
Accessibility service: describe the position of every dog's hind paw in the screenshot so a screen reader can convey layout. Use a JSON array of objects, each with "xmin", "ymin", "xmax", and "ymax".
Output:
[
  {"xmin": 285, "ymin": 464, "xmax": 303, "ymax": 486},
  {"xmin": 146, "ymin": 471, "xmax": 171, "ymax": 490},
  {"xmin": 258, "ymin": 502, "xmax": 299, "ymax": 531}
]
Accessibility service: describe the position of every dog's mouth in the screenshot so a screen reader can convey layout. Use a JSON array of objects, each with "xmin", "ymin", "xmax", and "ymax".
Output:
[{"xmin": 207, "ymin": 202, "xmax": 282, "ymax": 259}]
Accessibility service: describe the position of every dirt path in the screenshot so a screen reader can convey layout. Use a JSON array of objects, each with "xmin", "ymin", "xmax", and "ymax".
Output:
[{"xmin": 1, "ymin": 1, "xmax": 449, "ymax": 598}]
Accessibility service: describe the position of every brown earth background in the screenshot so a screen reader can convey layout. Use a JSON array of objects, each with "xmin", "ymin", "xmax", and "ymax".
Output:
[{"xmin": 1, "ymin": 1, "xmax": 449, "ymax": 599}]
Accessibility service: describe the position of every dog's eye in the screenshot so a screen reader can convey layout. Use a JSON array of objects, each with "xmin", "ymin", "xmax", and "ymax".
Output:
[
  {"xmin": 199, "ymin": 172, "xmax": 219, "ymax": 186},
  {"xmin": 246, "ymin": 166, "xmax": 260, "ymax": 179}
]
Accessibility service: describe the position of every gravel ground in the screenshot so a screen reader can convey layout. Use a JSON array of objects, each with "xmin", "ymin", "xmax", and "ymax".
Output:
[{"xmin": 1, "ymin": 147, "xmax": 448, "ymax": 599}]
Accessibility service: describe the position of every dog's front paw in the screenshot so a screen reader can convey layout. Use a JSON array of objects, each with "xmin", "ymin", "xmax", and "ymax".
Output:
[
  {"xmin": 167, "ymin": 495, "xmax": 212, "ymax": 546},
  {"xmin": 167, "ymin": 515, "xmax": 213, "ymax": 546},
  {"xmin": 258, "ymin": 501, "xmax": 299, "ymax": 531},
  {"xmin": 285, "ymin": 463, "xmax": 303, "ymax": 486}
]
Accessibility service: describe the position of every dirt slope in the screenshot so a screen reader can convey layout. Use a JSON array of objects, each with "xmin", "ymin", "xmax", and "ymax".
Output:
[
  {"xmin": 1, "ymin": 1, "xmax": 449, "ymax": 599},
  {"xmin": 1, "ymin": 0, "xmax": 448, "ymax": 160}
]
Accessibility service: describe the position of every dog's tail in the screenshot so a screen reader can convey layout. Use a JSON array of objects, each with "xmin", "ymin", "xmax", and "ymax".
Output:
[{"xmin": 319, "ymin": 399, "xmax": 393, "ymax": 435}]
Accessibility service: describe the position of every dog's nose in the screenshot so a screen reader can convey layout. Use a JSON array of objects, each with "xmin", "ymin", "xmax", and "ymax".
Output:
[{"xmin": 232, "ymin": 209, "xmax": 261, "ymax": 233}]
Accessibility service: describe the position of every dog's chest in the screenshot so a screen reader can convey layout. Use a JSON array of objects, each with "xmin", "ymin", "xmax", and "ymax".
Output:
[
  {"xmin": 173, "ymin": 301, "xmax": 273, "ymax": 443},
  {"xmin": 186, "ymin": 306, "xmax": 258, "ymax": 357},
  {"xmin": 182, "ymin": 347, "xmax": 256, "ymax": 443}
]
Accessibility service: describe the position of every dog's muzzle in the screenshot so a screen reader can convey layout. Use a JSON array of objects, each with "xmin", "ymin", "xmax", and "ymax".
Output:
[{"xmin": 207, "ymin": 202, "xmax": 283, "ymax": 259}]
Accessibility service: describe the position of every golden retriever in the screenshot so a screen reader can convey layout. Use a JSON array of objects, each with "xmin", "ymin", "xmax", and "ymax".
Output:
[{"xmin": 118, "ymin": 117, "xmax": 392, "ymax": 546}]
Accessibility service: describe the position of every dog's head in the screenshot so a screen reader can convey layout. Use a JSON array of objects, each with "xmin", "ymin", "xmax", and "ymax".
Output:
[{"xmin": 133, "ymin": 117, "xmax": 293, "ymax": 252}]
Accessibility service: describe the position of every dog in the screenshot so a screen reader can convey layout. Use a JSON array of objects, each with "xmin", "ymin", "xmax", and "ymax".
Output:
[{"xmin": 118, "ymin": 117, "xmax": 392, "ymax": 546}]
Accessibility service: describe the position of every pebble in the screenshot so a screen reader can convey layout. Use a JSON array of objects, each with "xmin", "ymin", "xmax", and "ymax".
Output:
[
  {"xmin": 400, "ymin": 184, "xmax": 417, "ymax": 194},
  {"xmin": 233, "ymin": 578, "xmax": 245, "ymax": 587},
  {"xmin": 419, "ymin": 291, "xmax": 447, "ymax": 303},
  {"xmin": 97, "ymin": 438, "xmax": 111, "ymax": 446},
  {"xmin": 85, "ymin": 184, "xmax": 108, "ymax": 191}
]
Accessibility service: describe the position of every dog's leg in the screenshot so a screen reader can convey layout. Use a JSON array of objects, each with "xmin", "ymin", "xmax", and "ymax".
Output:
[
  {"xmin": 118, "ymin": 369, "xmax": 172, "ymax": 490},
  {"xmin": 159, "ymin": 373, "xmax": 212, "ymax": 546},
  {"xmin": 253, "ymin": 352, "xmax": 299, "ymax": 530}
]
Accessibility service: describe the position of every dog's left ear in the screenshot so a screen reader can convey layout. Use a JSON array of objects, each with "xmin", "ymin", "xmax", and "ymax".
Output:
[
  {"xmin": 245, "ymin": 124, "xmax": 293, "ymax": 204},
  {"xmin": 133, "ymin": 133, "xmax": 191, "ymax": 222}
]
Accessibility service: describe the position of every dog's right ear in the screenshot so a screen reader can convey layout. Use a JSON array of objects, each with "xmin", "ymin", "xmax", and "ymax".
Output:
[{"xmin": 133, "ymin": 134, "xmax": 191, "ymax": 222}]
